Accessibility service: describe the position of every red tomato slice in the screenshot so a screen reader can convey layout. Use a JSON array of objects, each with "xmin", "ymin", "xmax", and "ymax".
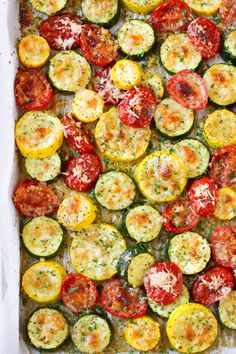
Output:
[
  {"xmin": 92, "ymin": 66, "xmax": 125, "ymax": 105},
  {"xmin": 101, "ymin": 278, "xmax": 147, "ymax": 319},
  {"xmin": 188, "ymin": 177, "xmax": 218, "ymax": 217},
  {"xmin": 61, "ymin": 273, "xmax": 99, "ymax": 314},
  {"xmin": 61, "ymin": 113, "xmax": 94, "ymax": 154},
  {"xmin": 151, "ymin": 0, "xmax": 194, "ymax": 33},
  {"xmin": 39, "ymin": 13, "xmax": 83, "ymax": 51},
  {"xmin": 162, "ymin": 196, "xmax": 200, "ymax": 234},
  {"xmin": 210, "ymin": 226, "xmax": 236, "ymax": 269},
  {"xmin": 191, "ymin": 266, "xmax": 235, "ymax": 305},
  {"xmin": 14, "ymin": 68, "xmax": 53, "ymax": 110},
  {"xmin": 219, "ymin": 0, "xmax": 236, "ymax": 28},
  {"xmin": 210, "ymin": 146, "xmax": 236, "ymax": 187},
  {"xmin": 187, "ymin": 18, "xmax": 220, "ymax": 59},
  {"xmin": 64, "ymin": 153, "xmax": 103, "ymax": 192},
  {"xmin": 167, "ymin": 69, "xmax": 208, "ymax": 110},
  {"xmin": 118, "ymin": 87, "xmax": 157, "ymax": 128},
  {"xmin": 13, "ymin": 179, "xmax": 59, "ymax": 217},
  {"xmin": 144, "ymin": 262, "xmax": 183, "ymax": 305},
  {"xmin": 80, "ymin": 24, "xmax": 119, "ymax": 66}
]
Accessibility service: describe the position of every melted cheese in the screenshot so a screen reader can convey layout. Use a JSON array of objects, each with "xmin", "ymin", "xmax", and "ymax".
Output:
[{"xmin": 149, "ymin": 271, "xmax": 177, "ymax": 292}]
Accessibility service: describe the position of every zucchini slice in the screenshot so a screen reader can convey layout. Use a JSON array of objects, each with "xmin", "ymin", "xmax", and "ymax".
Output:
[
  {"xmin": 71, "ymin": 314, "xmax": 112, "ymax": 353},
  {"xmin": 95, "ymin": 107, "xmax": 151, "ymax": 162},
  {"xmin": 22, "ymin": 216, "xmax": 63, "ymax": 258},
  {"xmin": 70, "ymin": 224, "xmax": 126, "ymax": 281},
  {"xmin": 121, "ymin": 0, "xmax": 163, "ymax": 14},
  {"xmin": 219, "ymin": 291, "xmax": 236, "ymax": 329},
  {"xmin": 49, "ymin": 51, "xmax": 91, "ymax": 92},
  {"xmin": 81, "ymin": 0, "xmax": 119, "ymax": 27},
  {"xmin": 135, "ymin": 150, "xmax": 187, "ymax": 203},
  {"xmin": 160, "ymin": 34, "xmax": 201, "ymax": 74},
  {"xmin": 168, "ymin": 232, "xmax": 211, "ymax": 275},
  {"xmin": 154, "ymin": 98, "xmax": 194, "ymax": 138},
  {"xmin": 19, "ymin": 35, "xmax": 50, "ymax": 68},
  {"xmin": 95, "ymin": 171, "xmax": 136, "ymax": 210},
  {"xmin": 124, "ymin": 204, "xmax": 162, "ymax": 242},
  {"xmin": 203, "ymin": 64, "xmax": 236, "ymax": 106},
  {"xmin": 15, "ymin": 111, "xmax": 63, "ymax": 159},
  {"xmin": 22, "ymin": 261, "xmax": 66, "ymax": 303},
  {"xmin": 125, "ymin": 316, "xmax": 160, "ymax": 351},
  {"xmin": 72, "ymin": 89, "xmax": 104, "ymax": 123},
  {"xmin": 27, "ymin": 308, "xmax": 68, "ymax": 350},
  {"xmin": 223, "ymin": 30, "xmax": 236, "ymax": 65},
  {"xmin": 214, "ymin": 187, "xmax": 236, "ymax": 220},
  {"xmin": 149, "ymin": 285, "xmax": 190, "ymax": 318},
  {"xmin": 117, "ymin": 245, "xmax": 155, "ymax": 287},
  {"xmin": 172, "ymin": 139, "xmax": 210, "ymax": 178},
  {"xmin": 25, "ymin": 152, "xmax": 61, "ymax": 182},
  {"xmin": 140, "ymin": 71, "xmax": 164, "ymax": 101},
  {"xmin": 203, "ymin": 109, "xmax": 236, "ymax": 148},
  {"xmin": 57, "ymin": 194, "xmax": 97, "ymax": 231},
  {"xmin": 30, "ymin": 0, "xmax": 67, "ymax": 15},
  {"xmin": 111, "ymin": 59, "xmax": 142, "ymax": 90},
  {"xmin": 184, "ymin": 0, "xmax": 221, "ymax": 15},
  {"xmin": 118, "ymin": 20, "xmax": 155, "ymax": 59}
]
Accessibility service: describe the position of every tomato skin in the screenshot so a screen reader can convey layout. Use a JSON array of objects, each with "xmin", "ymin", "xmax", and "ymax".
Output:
[
  {"xmin": 80, "ymin": 24, "xmax": 119, "ymax": 66},
  {"xmin": 210, "ymin": 226, "xmax": 236, "ymax": 269},
  {"xmin": 219, "ymin": 0, "xmax": 236, "ymax": 28},
  {"xmin": 64, "ymin": 153, "xmax": 103, "ymax": 192},
  {"xmin": 167, "ymin": 69, "xmax": 208, "ymax": 110},
  {"xmin": 187, "ymin": 18, "xmax": 220, "ymax": 59},
  {"xmin": 151, "ymin": 0, "xmax": 194, "ymax": 33},
  {"xmin": 162, "ymin": 196, "xmax": 200, "ymax": 234},
  {"xmin": 101, "ymin": 278, "xmax": 148, "ymax": 319},
  {"xmin": 39, "ymin": 13, "xmax": 83, "ymax": 50},
  {"xmin": 188, "ymin": 177, "xmax": 218, "ymax": 217},
  {"xmin": 210, "ymin": 146, "xmax": 236, "ymax": 188},
  {"xmin": 61, "ymin": 274, "xmax": 99, "ymax": 314},
  {"xmin": 13, "ymin": 179, "xmax": 59, "ymax": 217},
  {"xmin": 191, "ymin": 266, "xmax": 235, "ymax": 305},
  {"xmin": 61, "ymin": 113, "xmax": 94, "ymax": 154},
  {"xmin": 144, "ymin": 262, "xmax": 183, "ymax": 305},
  {"xmin": 118, "ymin": 87, "xmax": 157, "ymax": 128},
  {"xmin": 14, "ymin": 68, "xmax": 53, "ymax": 110}
]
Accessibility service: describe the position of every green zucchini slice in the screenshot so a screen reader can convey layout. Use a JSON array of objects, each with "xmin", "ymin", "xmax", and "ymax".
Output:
[
  {"xmin": 81, "ymin": 0, "xmax": 119, "ymax": 27},
  {"xmin": 25, "ymin": 152, "xmax": 61, "ymax": 182},
  {"xmin": 168, "ymin": 232, "xmax": 211, "ymax": 275},
  {"xmin": 117, "ymin": 20, "xmax": 155, "ymax": 59},
  {"xmin": 223, "ymin": 30, "xmax": 236, "ymax": 65},
  {"xmin": 27, "ymin": 308, "xmax": 68, "ymax": 350},
  {"xmin": 219, "ymin": 291, "xmax": 236, "ymax": 329}
]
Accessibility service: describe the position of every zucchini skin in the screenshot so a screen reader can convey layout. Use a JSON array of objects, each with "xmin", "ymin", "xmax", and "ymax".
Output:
[
  {"xmin": 82, "ymin": 0, "xmax": 120, "ymax": 28},
  {"xmin": 222, "ymin": 29, "xmax": 236, "ymax": 66}
]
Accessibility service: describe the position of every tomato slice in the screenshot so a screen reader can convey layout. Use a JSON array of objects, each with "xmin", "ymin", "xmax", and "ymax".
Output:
[
  {"xmin": 210, "ymin": 146, "xmax": 236, "ymax": 187},
  {"xmin": 191, "ymin": 266, "xmax": 235, "ymax": 305},
  {"xmin": 92, "ymin": 66, "xmax": 125, "ymax": 105},
  {"xmin": 210, "ymin": 226, "xmax": 236, "ymax": 269},
  {"xmin": 188, "ymin": 177, "xmax": 218, "ymax": 217},
  {"xmin": 167, "ymin": 70, "xmax": 208, "ymax": 110},
  {"xmin": 39, "ymin": 13, "xmax": 83, "ymax": 50},
  {"xmin": 118, "ymin": 87, "xmax": 157, "ymax": 128},
  {"xmin": 14, "ymin": 68, "xmax": 53, "ymax": 110},
  {"xmin": 151, "ymin": 0, "xmax": 194, "ymax": 33},
  {"xmin": 80, "ymin": 24, "xmax": 119, "ymax": 66},
  {"xmin": 101, "ymin": 278, "xmax": 147, "ymax": 319},
  {"xmin": 61, "ymin": 273, "xmax": 99, "ymax": 314},
  {"xmin": 13, "ymin": 179, "xmax": 59, "ymax": 217},
  {"xmin": 219, "ymin": 0, "xmax": 236, "ymax": 28},
  {"xmin": 64, "ymin": 153, "xmax": 103, "ymax": 192},
  {"xmin": 162, "ymin": 196, "xmax": 200, "ymax": 234},
  {"xmin": 187, "ymin": 18, "xmax": 220, "ymax": 59},
  {"xmin": 61, "ymin": 113, "xmax": 94, "ymax": 154},
  {"xmin": 144, "ymin": 262, "xmax": 183, "ymax": 305}
]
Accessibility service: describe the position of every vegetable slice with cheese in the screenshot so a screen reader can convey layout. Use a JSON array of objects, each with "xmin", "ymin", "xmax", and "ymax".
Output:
[
  {"xmin": 121, "ymin": 0, "xmax": 163, "ymax": 14},
  {"xmin": 95, "ymin": 107, "xmax": 151, "ymax": 162},
  {"xmin": 168, "ymin": 232, "xmax": 211, "ymax": 274},
  {"xmin": 25, "ymin": 152, "xmax": 61, "ymax": 182},
  {"xmin": 203, "ymin": 109, "xmax": 236, "ymax": 147},
  {"xmin": 19, "ymin": 35, "xmax": 50, "ymax": 67},
  {"xmin": 81, "ymin": 0, "xmax": 119, "ymax": 27},
  {"xmin": 72, "ymin": 89, "xmax": 104, "ymax": 122},
  {"xmin": 184, "ymin": 0, "xmax": 221, "ymax": 15},
  {"xmin": 57, "ymin": 194, "xmax": 97, "ymax": 231},
  {"xmin": 219, "ymin": 291, "xmax": 236, "ymax": 329},
  {"xmin": 22, "ymin": 216, "xmax": 63, "ymax": 258},
  {"xmin": 140, "ymin": 71, "xmax": 164, "ymax": 101},
  {"xmin": 27, "ymin": 308, "xmax": 68, "ymax": 350},
  {"xmin": 214, "ymin": 187, "xmax": 236, "ymax": 220},
  {"xmin": 111, "ymin": 60, "xmax": 142, "ymax": 90},
  {"xmin": 49, "ymin": 51, "xmax": 91, "ymax": 92},
  {"xmin": 95, "ymin": 171, "xmax": 136, "ymax": 210},
  {"xmin": 125, "ymin": 316, "xmax": 160, "ymax": 351},
  {"xmin": 22, "ymin": 261, "xmax": 66, "ymax": 303},
  {"xmin": 135, "ymin": 150, "xmax": 187, "ymax": 203},
  {"xmin": 15, "ymin": 111, "xmax": 63, "ymax": 158},
  {"xmin": 223, "ymin": 30, "xmax": 236, "ymax": 65},
  {"xmin": 70, "ymin": 224, "xmax": 126, "ymax": 281},
  {"xmin": 30, "ymin": 0, "xmax": 67, "ymax": 15}
]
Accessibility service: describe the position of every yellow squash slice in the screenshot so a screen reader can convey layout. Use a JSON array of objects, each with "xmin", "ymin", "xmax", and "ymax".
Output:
[
  {"xmin": 30, "ymin": 0, "xmax": 67, "ymax": 15},
  {"xmin": 111, "ymin": 59, "xmax": 142, "ymax": 90},
  {"xmin": 121, "ymin": 0, "xmax": 163, "ymax": 14},
  {"xmin": 214, "ymin": 187, "xmax": 236, "ymax": 220},
  {"xmin": 140, "ymin": 71, "xmax": 164, "ymax": 101},
  {"xmin": 184, "ymin": 0, "xmax": 222, "ymax": 15},
  {"xmin": 72, "ymin": 89, "xmax": 104, "ymax": 122},
  {"xmin": 19, "ymin": 35, "xmax": 50, "ymax": 67}
]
